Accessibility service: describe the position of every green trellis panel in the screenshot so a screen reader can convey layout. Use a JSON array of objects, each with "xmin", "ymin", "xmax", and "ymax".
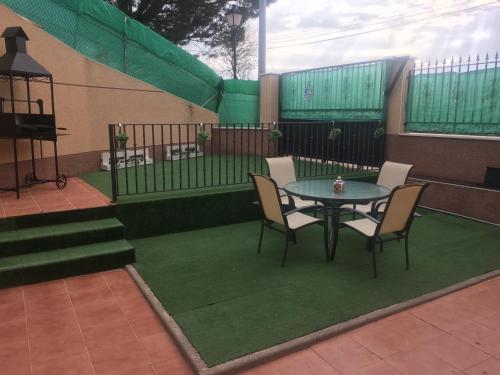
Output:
[
  {"xmin": 406, "ymin": 68, "xmax": 500, "ymax": 135},
  {"xmin": 218, "ymin": 80, "xmax": 260, "ymax": 127},
  {"xmin": 0, "ymin": 0, "xmax": 223, "ymax": 112},
  {"xmin": 280, "ymin": 60, "xmax": 390, "ymax": 121}
]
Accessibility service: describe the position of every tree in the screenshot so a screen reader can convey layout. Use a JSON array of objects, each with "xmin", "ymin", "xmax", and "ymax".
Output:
[
  {"xmin": 105, "ymin": 0, "xmax": 276, "ymax": 46},
  {"xmin": 202, "ymin": 25, "xmax": 257, "ymax": 79}
]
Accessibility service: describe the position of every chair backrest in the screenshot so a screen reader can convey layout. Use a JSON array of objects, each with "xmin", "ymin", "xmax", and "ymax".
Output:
[
  {"xmin": 250, "ymin": 173, "xmax": 285, "ymax": 225},
  {"xmin": 265, "ymin": 157, "xmax": 296, "ymax": 189},
  {"xmin": 377, "ymin": 161, "xmax": 414, "ymax": 191},
  {"xmin": 378, "ymin": 183, "xmax": 429, "ymax": 235}
]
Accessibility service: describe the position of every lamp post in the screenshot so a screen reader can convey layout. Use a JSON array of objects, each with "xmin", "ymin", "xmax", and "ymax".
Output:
[{"xmin": 226, "ymin": 6, "xmax": 242, "ymax": 79}]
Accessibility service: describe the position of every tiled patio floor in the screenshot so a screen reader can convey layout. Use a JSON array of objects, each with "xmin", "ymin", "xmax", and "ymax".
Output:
[
  {"xmin": 0, "ymin": 177, "xmax": 111, "ymax": 218},
  {"xmin": 243, "ymin": 275, "xmax": 500, "ymax": 375},
  {"xmin": 1, "ymin": 271, "xmax": 499, "ymax": 375},
  {"xmin": 0, "ymin": 269, "xmax": 193, "ymax": 375}
]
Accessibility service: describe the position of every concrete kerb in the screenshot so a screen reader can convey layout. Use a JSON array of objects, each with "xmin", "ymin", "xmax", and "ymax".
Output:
[{"xmin": 127, "ymin": 264, "xmax": 500, "ymax": 375}]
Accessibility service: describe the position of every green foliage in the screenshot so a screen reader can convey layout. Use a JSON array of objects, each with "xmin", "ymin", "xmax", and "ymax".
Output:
[
  {"xmin": 374, "ymin": 127, "xmax": 385, "ymax": 139},
  {"xmin": 269, "ymin": 128, "xmax": 282, "ymax": 142},
  {"xmin": 329, "ymin": 127, "xmax": 341, "ymax": 141},
  {"xmin": 197, "ymin": 130, "xmax": 210, "ymax": 144},
  {"xmin": 116, "ymin": 131, "xmax": 129, "ymax": 149},
  {"xmin": 105, "ymin": 0, "xmax": 277, "ymax": 46}
]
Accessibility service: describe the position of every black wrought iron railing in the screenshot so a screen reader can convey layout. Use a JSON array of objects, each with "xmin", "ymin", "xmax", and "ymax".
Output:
[{"xmin": 107, "ymin": 122, "xmax": 385, "ymax": 201}]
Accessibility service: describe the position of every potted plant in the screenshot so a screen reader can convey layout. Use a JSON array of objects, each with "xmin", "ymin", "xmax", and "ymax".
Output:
[
  {"xmin": 116, "ymin": 131, "xmax": 129, "ymax": 150},
  {"xmin": 329, "ymin": 126, "xmax": 341, "ymax": 141},
  {"xmin": 197, "ymin": 130, "xmax": 209, "ymax": 144},
  {"xmin": 269, "ymin": 124, "xmax": 282, "ymax": 143},
  {"xmin": 374, "ymin": 127, "xmax": 385, "ymax": 139}
]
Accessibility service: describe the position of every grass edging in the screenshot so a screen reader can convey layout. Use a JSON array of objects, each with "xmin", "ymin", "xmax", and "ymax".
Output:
[{"xmin": 127, "ymin": 265, "xmax": 500, "ymax": 375}]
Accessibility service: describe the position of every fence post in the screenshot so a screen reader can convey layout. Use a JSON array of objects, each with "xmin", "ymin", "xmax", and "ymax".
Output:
[{"xmin": 108, "ymin": 124, "xmax": 118, "ymax": 202}]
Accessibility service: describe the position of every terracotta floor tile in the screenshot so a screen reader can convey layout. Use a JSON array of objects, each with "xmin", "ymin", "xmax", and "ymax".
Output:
[
  {"xmin": 410, "ymin": 300, "xmax": 475, "ymax": 332},
  {"xmin": 26, "ymin": 290, "xmax": 73, "ymax": 315},
  {"xmin": 464, "ymin": 357, "xmax": 500, "ymax": 375},
  {"xmin": 416, "ymin": 333, "xmax": 490, "ymax": 370},
  {"xmin": 117, "ymin": 295, "xmax": 153, "ymax": 317},
  {"xmin": 75, "ymin": 298, "xmax": 125, "ymax": 329},
  {"xmin": 114, "ymin": 364, "xmax": 157, "ymax": 375},
  {"xmin": 347, "ymin": 360, "xmax": 404, "ymax": 375},
  {"xmin": 312, "ymin": 334, "xmax": 380, "ymax": 373},
  {"xmin": 0, "ymin": 285, "xmax": 23, "ymax": 305},
  {"xmin": 0, "ymin": 319, "xmax": 28, "ymax": 349},
  {"xmin": 140, "ymin": 332, "xmax": 180, "ymax": 363},
  {"xmin": 69, "ymin": 283, "xmax": 115, "ymax": 308},
  {"xmin": 82, "ymin": 317, "xmax": 137, "ymax": 351},
  {"xmin": 29, "ymin": 329, "xmax": 86, "ymax": 366},
  {"xmin": 351, "ymin": 312, "xmax": 443, "ymax": 358},
  {"xmin": 3, "ymin": 366, "xmax": 31, "ymax": 375},
  {"xmin": 65, "ymin": 273, "xmax": 108, "ymax": 293},
  {"xmin": 27, "ymin": 307, "xmax": 80, "ymax": 339},
  {"xmin": 0, "ymin": 340, "xmax": 32, "ymax": 372},
  {"xmin": 450, "ymin": 322, "xmax": 497, "ymax": 348},
  {"xmin": 0, "ymin": 300, "xmax": 26, "ymax": 324},
  {"xmin": 88, "ymin": 339, "xmax": 150, "ymax": 374},
  {"xmin": 386, "ymin": 347, "xmax": 462, "ymax": 375},
  {"xmin": 237, "ymin": 363, "xmax": 282, "ymax": 375},
  {"xmin": 477, "ymin": 313, "xmax": 500, "ymax": 332},
  {"xmin": 154, "ymin": 357, "xmax": 195, "ymax": 375},
  {"xmin": 32, "ymin": 352, "xmax": 95, "ymax": 375},
  {"xmin": 271, "ymin": 349, "xmax": 341, "ymax": 375},
  {"xmin": 102, "ymin": 269, "xmax": 131, "ymax": 285},
  {"xmin": 3, "ymin": 206, "xmax": 41, "ymax": 216},
  {"xmin": 128, "ymin": 310, "xmax": 165, "ymax": 338},
  {"xmin": 109, "ymin": 282, "xmax": 143, "ymax": 300},
  {"xmin": 24, "ymin": 279, "xmax": 67, "ymax": 301}
]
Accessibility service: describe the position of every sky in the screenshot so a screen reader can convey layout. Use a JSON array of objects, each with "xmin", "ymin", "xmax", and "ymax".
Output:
[{"xmin": 192, "ymin": 0, "xmax": 500, "ymax": 79}]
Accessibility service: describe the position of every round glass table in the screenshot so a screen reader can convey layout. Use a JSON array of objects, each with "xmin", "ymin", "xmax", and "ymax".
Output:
[{"xmin": 284, "ymin": 180, "xmax": 390, "ymax": 261}]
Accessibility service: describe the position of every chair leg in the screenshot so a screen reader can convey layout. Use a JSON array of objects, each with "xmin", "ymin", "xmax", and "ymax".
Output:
[
  {"xmin": 371, "ymin": 238, "xmax": 377, "ymax": 278},
  {"xmin": 405, "ymin": 235, "xmax": 410, "ymax": 270},
  {"xmin": 282, "ymin": 231, "xmax": 290, "ymax": 267},
  {"xmin": 291, "ymin": 231, "xmax": 297, "ymax": 244},
  {"xmin": 257, "ymin": 221, "xmax": 264, "ymax": 254},
  {"xmin": 379, "ymin": 239, "xmax": 384, "ymax": 253}
]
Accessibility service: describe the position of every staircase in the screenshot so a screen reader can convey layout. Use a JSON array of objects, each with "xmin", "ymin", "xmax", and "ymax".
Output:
[{"xmin": 0, "ymin": 213, "xmax": 135, "ymax": 288}]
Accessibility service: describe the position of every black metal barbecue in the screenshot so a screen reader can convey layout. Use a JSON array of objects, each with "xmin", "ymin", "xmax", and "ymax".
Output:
[{"xmin": 0, "ymin": 26, "xmax": 67, "ymax": 198}]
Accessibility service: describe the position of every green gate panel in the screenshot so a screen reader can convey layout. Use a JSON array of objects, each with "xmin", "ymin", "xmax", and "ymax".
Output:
[
  {"xmin": 280, "ymin": 60, "xmax": 390, "ymax": 121},
  {"xmin": 406, "ymin": 67, "xmax": 500, "ymax": 135},
  {"xmin": 218, "ymin": 80, "xmax": 260, "ymax": 126},
  {"xmin": 0, "ymin": 0, "xmax": 223, "ymax": 112}
]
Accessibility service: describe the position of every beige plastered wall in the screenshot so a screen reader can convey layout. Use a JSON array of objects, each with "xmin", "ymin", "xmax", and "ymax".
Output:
[{"xmin": 0, "ymin": 4, "xmax": 218, "ymax": 167}]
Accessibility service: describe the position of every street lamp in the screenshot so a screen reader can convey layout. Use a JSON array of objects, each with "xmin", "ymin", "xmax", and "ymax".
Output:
[{"xmin": 226, "ymin": 6, "xmax": 242, "ymax": 79}]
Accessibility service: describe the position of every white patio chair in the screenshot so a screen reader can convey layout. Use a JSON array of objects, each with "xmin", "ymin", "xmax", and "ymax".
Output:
[
  {"xmin": 343, "ymin": 183, "xmax": 429, "ymax": 278},
  {"xmin": 265, "ymin": 156, "xmax": 323, "ymax": 211},
  {"xmin": 343, "ymin": 161, "xmax": 414, "ymax": 217}
]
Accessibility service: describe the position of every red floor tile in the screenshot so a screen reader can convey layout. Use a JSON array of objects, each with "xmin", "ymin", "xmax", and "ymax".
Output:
[
  {"xmin": 0, "ymin": 340, "xmax": 31, "ymax": 373},
  {"xmin": 74, "ymin": 298, "xmax": 125, "ymax": 329},
  {"xmin": 82, "ymin": 317, "xmax": 137, "ymax": 351},
  {"xmin": 65, "ymin": 273, "xmax": 108, "ymax": 293},
  {"xmin": 385, "ymin": 347, "xmax": 462, "ymax": 375},
  {"xmin": 29, "ymin": 328, "xmax": 87, "ymax": 366},
  {"xmin": 312, "ymin": 334, "xmax": 380, "ymax": 373},
  {"xmin": 348, "ymin": 360, "xmax": 404, "ymax": 375},
  {"xmin": 27, "ymin": 307, "xmax": 80, "ymax": 339},
  {"xmin": 154, "ymin": 357, "xmax": 195, "ymax": 375},
  {"xmin": 0, "ymin": 300, "xmax": 26, "ymax": 324},
  {"xmin": 117, "ymin": 295, "xmax": 153, "ymax": 317},
  {"xmin": 114, "ymin": 364, "xmax": 157, "ymax": 375},
  {"xmin": 32, "ymin": 352, "xmax": 95, "ymax": 375},
  {"xmin": 140, "ymin": 332, "xmax": 180, "ymax": 363},
  {"xmin": 128, "ymin": 309, "xmax": 165, "ymax": 338},
  {"xmin": 88, "ymin": 339, "xmax": 150, "ymax": 374},
  {"xmin": 271, "ymin": 349, "xmax": 341, "ymax": 375},
  {"xmin": 0, "ymin": 319, "xmax": 28, "ymax": 349},
  {"xmin": 0, "ymin": 285, "xmax": 23, "ymax": 305},
  {"xmin": 416, "ymin": 333, "xmax": 490, "ymax": 370},
  {"xmin": 464, "ymin": 357, "xmax": 500, "ymax": 375},
  {"xmin": 69, "ymin": 283, "xmax": 115, "ymax": 308}
]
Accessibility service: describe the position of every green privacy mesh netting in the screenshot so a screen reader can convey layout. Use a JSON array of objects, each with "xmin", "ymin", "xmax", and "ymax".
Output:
[
  {"xmin": 218, "ymin": 79, "xmax": 260, "ymax": 126},
  {"xmin": 0, "ymin": 0, "xmax": 223, "ymax": 112},
  {"xmin": 406, "ymin": 68, "xmax": 500, "ymax": 135},
  {"xmin": 280, "ymin": 60, "xmax": 390, "ymax": 121}
]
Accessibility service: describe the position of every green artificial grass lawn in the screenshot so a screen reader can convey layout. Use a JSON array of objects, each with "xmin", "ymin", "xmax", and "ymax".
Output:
[
  {"xmin": 81, "ymin": 155, "xmax": 375, "ymax": 201},
  {"xmin": 132, "ymin": 210, "xmax": 500, "ymax": 366}
]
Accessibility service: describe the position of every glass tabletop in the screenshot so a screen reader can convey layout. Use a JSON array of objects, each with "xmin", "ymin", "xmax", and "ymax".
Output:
[{"xmin": 284, "ymin": 179, "xmax": 390, "ymax": 204}]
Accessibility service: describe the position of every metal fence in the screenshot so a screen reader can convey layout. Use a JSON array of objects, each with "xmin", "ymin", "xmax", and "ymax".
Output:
[
  {"xmin": 406, "ymin": 53, "xmax": 500, "ymax": 135},
  {"xmin": 107, "ymin": 122, "xmax": 384, "ymax": 201}
]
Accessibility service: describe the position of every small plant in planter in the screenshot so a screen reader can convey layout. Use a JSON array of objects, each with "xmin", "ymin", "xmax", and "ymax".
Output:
[
  {"xmin": 269, "ymin": 126, "xmax": 282, "ymax": 143},
  {"xmin": 374, "ymin": 127, "xmax": 385, "ymax": 139},
  {"xmin": 197, "ymin": 130, "xmax": 209, "ymax": 144},
  {"xmin": 329, "ymin": 127, "xmax": 342, "ymax": 141},
  {"xmin": 116, "ymin": 131, "xmax": 129, "ymax": 150}
]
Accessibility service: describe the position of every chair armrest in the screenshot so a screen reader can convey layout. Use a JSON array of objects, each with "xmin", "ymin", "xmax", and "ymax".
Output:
[{"xmin": 343, "ymin": 208, "xmax": 381, "ymax": 224}]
